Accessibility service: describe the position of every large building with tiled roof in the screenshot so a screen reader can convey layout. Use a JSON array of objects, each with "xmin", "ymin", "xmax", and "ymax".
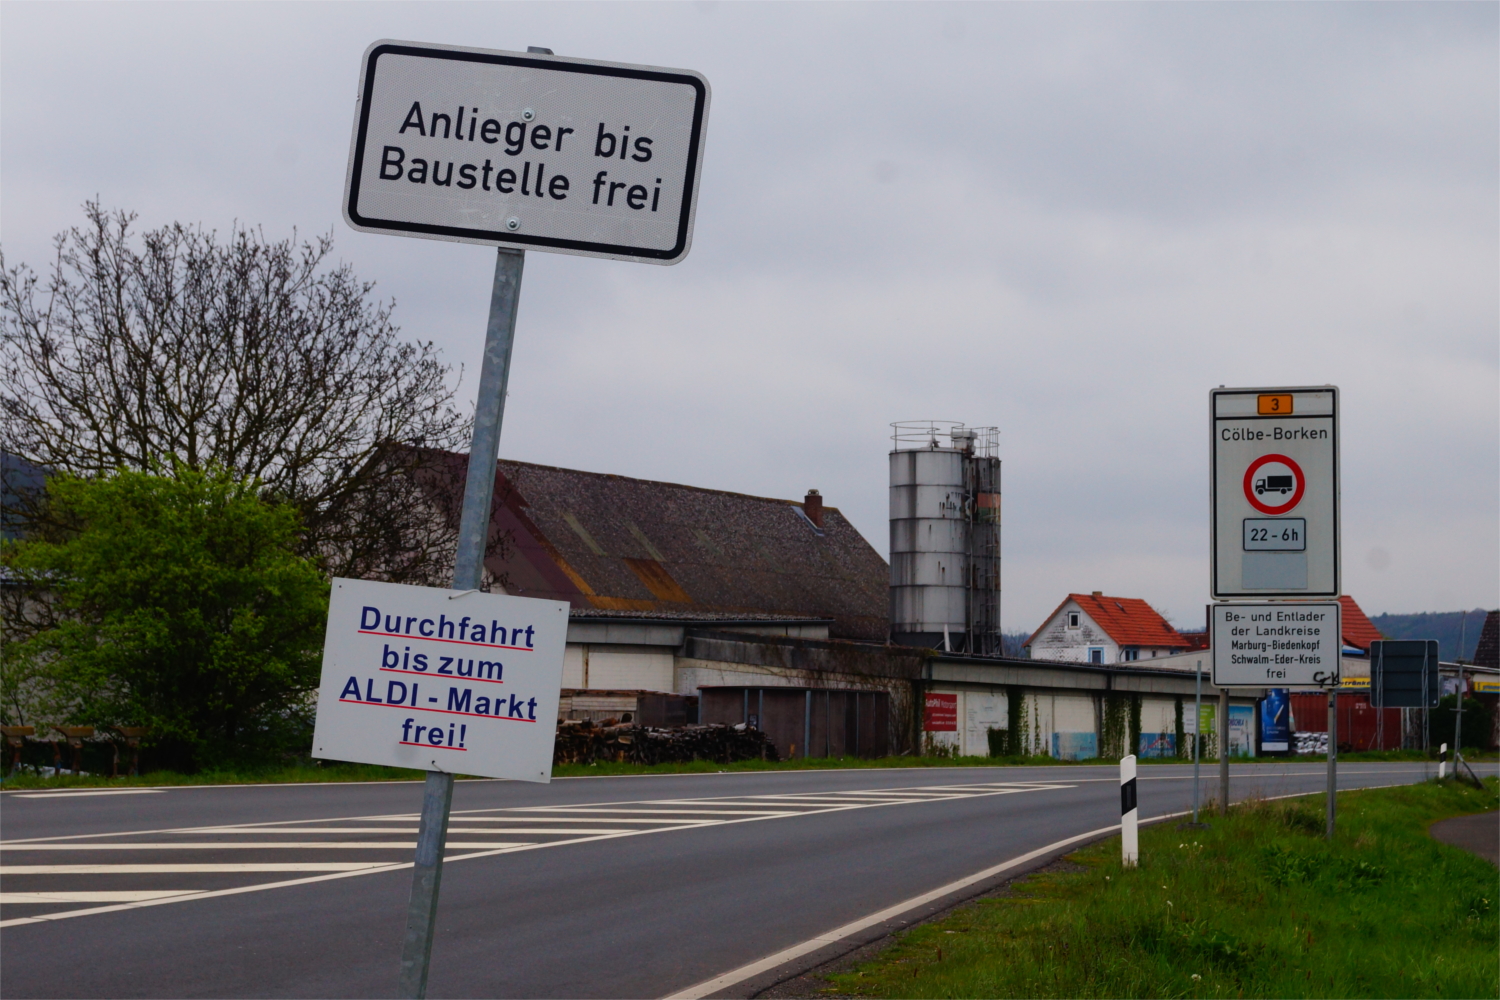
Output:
[
  {"xmin": 419, "ymin": 452, "xmax": 891, "ymax": 643},
  {"xmin": 1024, "ymin": 592, "xmax": 1190, "ymax": 665}
]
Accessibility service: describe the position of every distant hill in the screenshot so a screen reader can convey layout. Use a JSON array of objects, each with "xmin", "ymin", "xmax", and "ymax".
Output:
[
  {"xmin": 1368, "ymin": 610, "xmax": 1491, "ymax": 663},
  {"xmin": 1002, "ymin": 631, "xmax": 1030, "ymax": 658}
]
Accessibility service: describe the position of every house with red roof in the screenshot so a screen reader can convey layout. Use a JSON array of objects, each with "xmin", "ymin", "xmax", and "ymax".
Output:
[
  {"xmin": 1337, "ymin": 595, "xmax": 1384, "ymax": 653},
  {"xmin": 1025, "ymin": 592, "xmax": 1191, "ymax": 665}
]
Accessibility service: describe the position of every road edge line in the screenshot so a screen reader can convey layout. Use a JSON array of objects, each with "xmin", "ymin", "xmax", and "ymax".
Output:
[
  {"xmin": 660, "ymin": 821, "xmax": 1125, "ymax": 1000},
  {"xmin": 663, "ymin": 788, "xmax": 1350, "ymax": 1000}
]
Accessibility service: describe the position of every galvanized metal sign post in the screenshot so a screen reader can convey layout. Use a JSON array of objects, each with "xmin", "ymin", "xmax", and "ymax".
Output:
[
  {"xmin": 1209, "ymin": 386, "xmax": 1342, "ymax": 838},
  {"xmin": 330, "ymin": 40, "xmax": 709, "ymax": 998}
]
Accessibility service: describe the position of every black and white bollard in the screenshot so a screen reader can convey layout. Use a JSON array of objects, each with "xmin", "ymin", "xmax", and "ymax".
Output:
[
  {"xmin": 1438, "ymin": 742, "xmax": 1448, "ymax": 780},
  {"xmin": 1121, "ymin": 753, "xmax": 1139, "ymax": 867}
]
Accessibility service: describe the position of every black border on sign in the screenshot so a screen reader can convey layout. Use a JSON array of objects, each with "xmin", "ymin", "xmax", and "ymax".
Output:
[
  {"xmin": 345, "ymin": 43, "xmax": 707, "ymax": 262},
  {"xmin": 1211, "ymin": 601, "xmax": 1342, "ymax": 688},
  {"xmin": 1210, "ymin": 387, "xmax": 1340, "ymax": 600}
]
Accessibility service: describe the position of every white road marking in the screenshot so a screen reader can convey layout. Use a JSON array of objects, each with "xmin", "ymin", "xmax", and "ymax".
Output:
[
  {"xmin": 1, "ymin": 891, "xmax": 205, "ymax": 903},
  {"xmin": 1, "ymin": 863, "xmax": 396, "ymax": 874},
  {"xmin": 515, "ymin": 806, "xmax": 796, "ymax": 816},
  {"xmin": 0, "ymin": 780, "xmax": 1073, "ymax": 928},
  {"xmin": 661, "ymin": 786, "xmax": 1371, "ymax": 1000},
  {"xmin": 660, "ymin": 820, "xmax": 1128, "ymax": 1000},
  {"xmin": 183, "ymin": 826, "xmax": 639, "ymax": 836},
  {"xmin": 13, "ymin": 789, "xmax": 165, "ymax": 798},
  {"xmin": 0, "ymin": 842, "xmax": 534, "ymax": 851},
  {"xmin": 446, "ymin": 815, "xmax": 719, "ymax": 824}
]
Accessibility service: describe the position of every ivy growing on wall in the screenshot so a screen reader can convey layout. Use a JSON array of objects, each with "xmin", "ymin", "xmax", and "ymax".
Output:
[
  {"xmin": 1174, "ymin": 696, "xmax": 1186, "ymax": 758},
  {"xmin": 1100, "ymin": 693, "xmax": 1128, "ymax": 759},
  {"xmin": 1128, "ymin": 693, "xmax": 1142, "ymax": 758}
]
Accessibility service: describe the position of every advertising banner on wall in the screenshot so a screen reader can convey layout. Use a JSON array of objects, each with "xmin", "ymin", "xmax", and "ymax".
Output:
[
  {"xmin": 1260, "ymin": 688, "xmax": 1291, "ymax": 752},
  {"xmin": 922, "ymin": 692, "xmax": 958, "ymax": 732},
  {"xmin": 1228, "ymin": 704, "xmax": 1256, "ymax": 757}
]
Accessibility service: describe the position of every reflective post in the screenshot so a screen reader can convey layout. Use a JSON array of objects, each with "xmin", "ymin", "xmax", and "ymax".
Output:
[{"xmin": 397, "ymin": 247, "xmax": 525, "ymax": 999}]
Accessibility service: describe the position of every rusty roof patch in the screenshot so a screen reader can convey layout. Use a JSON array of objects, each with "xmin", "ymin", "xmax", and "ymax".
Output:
[{"xmin": 421, "ymin": 453, "xmax": 890, "ymax": 641}]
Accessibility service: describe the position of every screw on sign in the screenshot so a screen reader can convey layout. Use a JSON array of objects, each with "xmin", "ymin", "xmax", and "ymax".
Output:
[{"xmin": 1243, "ymin": 453, "xmax": 1304, "ymax": 515}]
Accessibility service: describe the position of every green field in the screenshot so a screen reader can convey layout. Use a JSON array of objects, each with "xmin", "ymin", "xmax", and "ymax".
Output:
[{"xmin": 825, "ymin": 778, "xmax": 1499, "ymax": 999}]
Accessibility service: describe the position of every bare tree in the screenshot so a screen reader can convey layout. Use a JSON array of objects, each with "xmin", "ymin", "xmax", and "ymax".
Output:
[{"xmin": 1, "ymin": 203, "xmax": 469, "ymax": 584}]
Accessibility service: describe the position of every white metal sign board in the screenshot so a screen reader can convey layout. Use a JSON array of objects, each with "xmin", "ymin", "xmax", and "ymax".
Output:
[
  {"xmin": 343, "ymin": 40, "xmax": 710, "ymax": 264},
  {"xmin": 1212, "ymin": 601, "xmax": 1341, "ymax": 687},
  {"xmin": 312, "ymin": 578, "xmax": 568, "ymax": 781},
  {"xmin": 1211, "ymin": 386, "xmax": 1339, "ymax": 599}
]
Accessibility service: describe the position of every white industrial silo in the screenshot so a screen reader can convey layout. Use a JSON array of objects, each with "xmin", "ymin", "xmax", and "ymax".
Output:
[{"xmin": 889, "ymin": 422, "xmax": 1001, "ymax": 656}]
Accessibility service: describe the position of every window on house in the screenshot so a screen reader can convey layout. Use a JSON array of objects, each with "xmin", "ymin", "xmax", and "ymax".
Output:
[
  {"xmin": 1088, "ymin": 647, "xmax": 1103, "ymax": 664},
  {"xmin": 1067, "ymin": 612, "xmax": 1080, "ymax": 628},
  {"xmin": 1123, "ymin": 648, "xmax": 1139, "ymax": 662}
]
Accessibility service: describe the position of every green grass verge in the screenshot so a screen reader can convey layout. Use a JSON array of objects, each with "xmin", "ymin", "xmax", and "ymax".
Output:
[
  {"xmin": 826, "ymin": 778, "xmax": 1499, "ymax": 999},
  {"xmin": 3, "ymin": 748, "xmax": 1486, "ymax": 790}
]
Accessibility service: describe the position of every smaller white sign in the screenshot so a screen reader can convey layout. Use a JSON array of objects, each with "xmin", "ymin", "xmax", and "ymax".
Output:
[
  {"xmin": 1211, "ymin": 601, "xmax": 1341, "ymax": 688},
  {"xmin": 312, "ymin": 578, "xmax": 568, "ymax": 781},
  {"xmin": 343, "ymin": 40, "xmax": 710, "ymax": 264}
]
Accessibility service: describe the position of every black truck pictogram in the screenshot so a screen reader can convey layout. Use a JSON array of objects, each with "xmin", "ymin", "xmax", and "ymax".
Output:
[{"xmin": 1255, "ymin": 474, "xmax": 1294, "ymax": 496}]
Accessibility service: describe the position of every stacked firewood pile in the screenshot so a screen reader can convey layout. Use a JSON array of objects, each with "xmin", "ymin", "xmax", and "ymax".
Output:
[{"xmin": 554, "ymin": 720, "xmax": 779, "ymax": 765}]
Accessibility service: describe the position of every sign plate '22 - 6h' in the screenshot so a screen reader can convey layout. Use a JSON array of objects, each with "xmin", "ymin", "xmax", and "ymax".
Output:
[
  {"xmin": 1211, "ymin": 386, "xmax": 1339, "ymax": 599},
  {"xmin": 343, "ymin": 40, "xmax": 710, "ymax": 264}
]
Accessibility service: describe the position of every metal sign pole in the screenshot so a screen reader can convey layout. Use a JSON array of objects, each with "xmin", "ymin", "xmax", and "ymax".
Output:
[
  {"xmin": 1192, "ymin": 661, "xmax": 1202, "ymax": 824},
  {"xmin": 1218, "ymin": 687, "xmax": 1230, "ymax": 815},
  {"xmin": 397, "ymin": 247, "xmax": 524, "ymax": 1000},
  {"xmin": 1454, "ymin": 660, "xmax": 1466, "ymax": 759},
  {"xmin": 1325, "ymin": 687, "xmax": 1337, "ymax": 840}
]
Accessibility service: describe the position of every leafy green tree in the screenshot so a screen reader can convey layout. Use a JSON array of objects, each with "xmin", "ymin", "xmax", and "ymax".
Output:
[
  {"xmin": 1, "ymin": 203, "xmax": 470, "ymax": 587},
  {"xmin": 3, "ymin": 466, "xmax": 327, "ymax": 768},
  {"xmin": 1431, "ymin": 694, "xmax": 1495, "ymax": 752}
]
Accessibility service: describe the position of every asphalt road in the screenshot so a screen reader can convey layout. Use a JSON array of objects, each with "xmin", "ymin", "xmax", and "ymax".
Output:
[{"xmin": 1, "ymin": 759, "xmax": 1486, "ymax": 999}]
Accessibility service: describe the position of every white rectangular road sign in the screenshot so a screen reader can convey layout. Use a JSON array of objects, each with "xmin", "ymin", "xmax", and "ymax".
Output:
[
  {"xmin": 312, "ymin": 578, "xmax": 568, "ymax": 781},
  {"xmin": 1211, "ymin": 386, "xmax": 1339, "ymax": 599},
  {"xmin": 343, "ymin": 40, "xmax": 709, "ymax": 265},
  {"xmin": 1212, "ymin": 601, "xmax": 1341, "ymax": 688}
]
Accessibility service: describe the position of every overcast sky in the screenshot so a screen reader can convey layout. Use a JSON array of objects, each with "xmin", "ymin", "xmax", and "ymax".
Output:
[{"xmin": 3, "ymin": 2, "xmax": 1496, "ymax": 630}]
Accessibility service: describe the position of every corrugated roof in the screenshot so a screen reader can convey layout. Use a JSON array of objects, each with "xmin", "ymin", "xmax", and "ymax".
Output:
[
  {"xmin": 425, "ymin": 454, "xmax": 890, "ymax": 641},
  {"xmin": 1027, "ymin": 593, "xmax": 1190, "ymax": 650},
  {"xmin": 1338, "ymin": 595, "xmax": 1384, "ymax": 651}
]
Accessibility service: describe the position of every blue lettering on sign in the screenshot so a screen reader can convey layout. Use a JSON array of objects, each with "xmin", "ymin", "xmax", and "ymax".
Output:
[{"xmin": 355, "ymin": 605, "xmax": 538, "ymax": 648}]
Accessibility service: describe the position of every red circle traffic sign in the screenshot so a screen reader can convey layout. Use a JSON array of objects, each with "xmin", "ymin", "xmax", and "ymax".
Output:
[{"xmin": 1243, "ymin": 454, "xmax": 1305, "ymax": 515}]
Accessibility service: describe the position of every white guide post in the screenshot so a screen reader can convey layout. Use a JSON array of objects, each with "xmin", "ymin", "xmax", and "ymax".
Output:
[
  {"xmin": 1439, "ymin": 742, "xmax": 1448, "ymax": 780},
  {"xmin": 1120, "ymin": 753, "xmax": 1139, "ymax": 868}
]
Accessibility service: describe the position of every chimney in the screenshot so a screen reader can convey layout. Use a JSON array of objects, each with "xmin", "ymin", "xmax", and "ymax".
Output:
[
  {"xmin": 1092, "ymin": 591, "xmax": 1103, "ymax": 598},
  {"xmin": 804, "ymin": 489, "xmax": 824, "ymax": 528}
]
